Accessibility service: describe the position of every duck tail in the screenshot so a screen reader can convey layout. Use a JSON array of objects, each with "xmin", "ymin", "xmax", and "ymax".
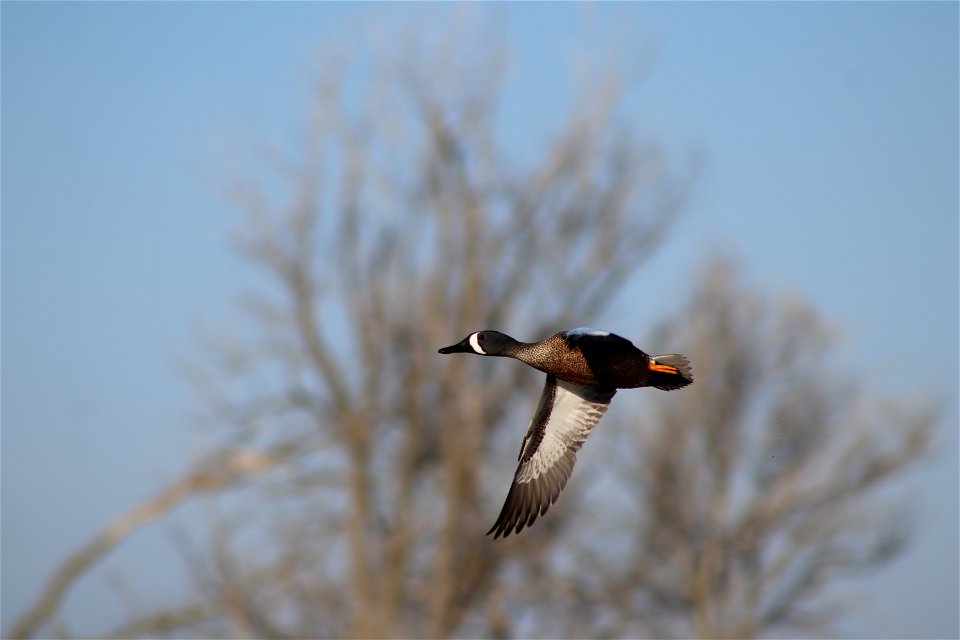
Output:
[{"xmin": 648, "ymin": 354, "xmax": 693, "ymax": 390}]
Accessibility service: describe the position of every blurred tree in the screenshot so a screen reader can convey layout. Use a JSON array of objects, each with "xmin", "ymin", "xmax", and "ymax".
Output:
[
  {"xmin": 514, "ymin": 260, "xmax": 934, "ymax": 639},
  {"xmin": 9, "ymin": 27, "xmax": 933, "ymax": 640}
]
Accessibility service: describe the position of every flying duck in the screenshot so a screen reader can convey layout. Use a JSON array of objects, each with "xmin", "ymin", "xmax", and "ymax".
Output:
[{"xmin": 438, "ymin": 327, "xmax": 693, "ymax": 539}]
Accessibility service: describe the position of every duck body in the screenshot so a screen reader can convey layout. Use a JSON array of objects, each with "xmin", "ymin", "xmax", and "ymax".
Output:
[
  {"xmin": 438, "ymin": 327, "xmax": 693, "ymax": 538},
  {"xmin": 439, "ymin": 327, "xmax": 692, "ymax": 391}
]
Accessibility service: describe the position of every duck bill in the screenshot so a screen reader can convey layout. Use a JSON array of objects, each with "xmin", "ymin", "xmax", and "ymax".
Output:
[{"xmin": 438, "ymin": 338, "xmax": 471, "ymax": 354}]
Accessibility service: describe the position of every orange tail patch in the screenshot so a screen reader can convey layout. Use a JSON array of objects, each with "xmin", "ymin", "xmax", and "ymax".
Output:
[
  {"xmin": 647, "ymin": 354, "xmax": 693, "ymax": 391},
  {"xmin": 648, "ymin": 362, "xmax": 679, "ymax": 375}
]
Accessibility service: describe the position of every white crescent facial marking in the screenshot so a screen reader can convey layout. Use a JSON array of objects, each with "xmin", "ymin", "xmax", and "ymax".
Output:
[{"xmin": 469, "ymin": 332, "xmax": 487, "ymax": 355}]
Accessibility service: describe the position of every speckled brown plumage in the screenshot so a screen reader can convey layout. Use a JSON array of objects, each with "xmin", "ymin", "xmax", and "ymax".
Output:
[{"xmin": 511, "ymin": 331, "xmax": 689, "ymax": 390}]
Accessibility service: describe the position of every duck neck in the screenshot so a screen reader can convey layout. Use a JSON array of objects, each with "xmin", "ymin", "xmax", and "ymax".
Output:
[
  {"xmin": 497, "ymin": 337, "xmax": 528, "ymax": 359},
  {"xmin": 506, "ymin": 339, "xmax": 550, "ymax": 368}
]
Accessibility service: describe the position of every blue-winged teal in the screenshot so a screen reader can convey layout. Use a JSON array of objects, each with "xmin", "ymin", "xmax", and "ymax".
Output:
[{"xmin": 438, "ymin": 327, "xmax": 693, "ymax": 539}]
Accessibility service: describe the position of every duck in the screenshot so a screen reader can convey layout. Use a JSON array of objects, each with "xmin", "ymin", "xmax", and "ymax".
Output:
[{"xmin": 438, "ymin": 327, "xmax": 693, "ymax": 539}]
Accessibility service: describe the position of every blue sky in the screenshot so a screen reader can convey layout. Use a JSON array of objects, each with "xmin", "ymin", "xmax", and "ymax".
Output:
[{"xmin": 3, "ymin": 2, "xmax": 957, "ymax": 637}]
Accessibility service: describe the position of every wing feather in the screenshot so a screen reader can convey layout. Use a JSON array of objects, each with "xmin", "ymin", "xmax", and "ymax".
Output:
[{"xmin": 487, "ymin": 376, "xmax": 615, "ymax": 539}]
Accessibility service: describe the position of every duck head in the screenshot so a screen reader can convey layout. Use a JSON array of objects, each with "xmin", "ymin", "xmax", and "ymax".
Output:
[{"xmin": 438, "ymin": 330, "xmax": 519, "ymax": 356}]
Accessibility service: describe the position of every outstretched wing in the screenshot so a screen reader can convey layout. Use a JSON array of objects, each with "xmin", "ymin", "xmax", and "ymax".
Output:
[{"xmin": 487, "ymin": 375, "xmax": 616, "ymax": 539}]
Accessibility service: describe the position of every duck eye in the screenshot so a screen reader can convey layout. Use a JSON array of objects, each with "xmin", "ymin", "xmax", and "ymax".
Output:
[{"xmin": 477, "ymin": 333, "xmax": 485, "ymax": 342}]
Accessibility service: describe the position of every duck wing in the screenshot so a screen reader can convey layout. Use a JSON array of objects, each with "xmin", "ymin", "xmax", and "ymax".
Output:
[{"xmin": 487, "ymin": 375, "xmax": 616, "ymax": 539}]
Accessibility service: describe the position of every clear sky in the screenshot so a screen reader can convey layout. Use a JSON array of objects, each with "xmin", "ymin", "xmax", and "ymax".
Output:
[{"xmin": 3, "ymin": 2, "xmax": 957, "ymax": 637}]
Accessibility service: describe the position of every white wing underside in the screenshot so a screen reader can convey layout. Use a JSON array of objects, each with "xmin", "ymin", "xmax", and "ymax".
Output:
[
  {"xmin": 487, "ymin": 377, "xmax": 615, "ymax": 538},
  {"xmin": 516, "ymin": 381, "xmax": 610, "ymax": 481}
]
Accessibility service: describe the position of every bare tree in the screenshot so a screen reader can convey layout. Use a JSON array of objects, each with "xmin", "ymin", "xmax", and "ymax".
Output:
[
  {"xmin": 9, "ymin": 28, "xmax": 691, "ymax": 640},
  {"xmin": 9, "ymin": 28, "xmax": 933, "ymax": 640},
  {"xmin": 522, "ymin": 259, "xmax": 934, "ymax": 639}
]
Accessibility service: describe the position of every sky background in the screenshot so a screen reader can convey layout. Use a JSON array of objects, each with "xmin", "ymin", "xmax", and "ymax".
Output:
[{"xmin": 2, "ymin": 2, "xmax": 957, "ymax": 638}]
